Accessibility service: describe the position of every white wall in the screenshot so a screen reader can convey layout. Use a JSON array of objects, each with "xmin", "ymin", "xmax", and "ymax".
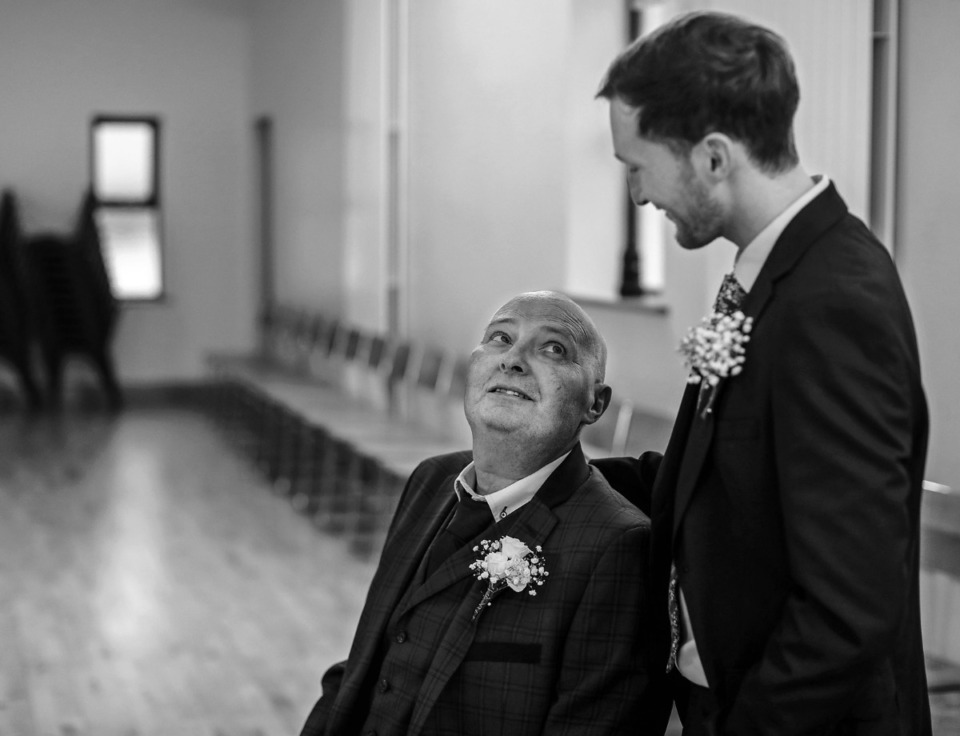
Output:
[
  {"xmin": 0, "ymin": 0, "xmax": 256, "ymax": 382},
  {"xmin": 341, "ymin": 0, "xmax": 390, "ymax": 330},
  {"xmin": 898, "ymin": 0, "xmax": 960, "ymax": 489},
  {"xmin": 404, "ymin": 0, "xmax": 572, "ymax": 353},
  {"xmin": 249, "ymin": 0, "xmax": 346, "ymax": 317}
]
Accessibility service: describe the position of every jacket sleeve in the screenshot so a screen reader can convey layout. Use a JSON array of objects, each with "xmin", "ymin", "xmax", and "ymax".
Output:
[
  {"xmin": 590, "ymin": 451, "xmax": 663, "ymax": 516},
  {"xmin": 543, "ymin": 523, "xmax": 673, "ymax": 736},
  {"xmin": 722, "ymin": 285, "xmax": 922, "ymax": 734},
  {"xmin": 299, "ymin": 660, "xmax": 346, "ymax": 736}
]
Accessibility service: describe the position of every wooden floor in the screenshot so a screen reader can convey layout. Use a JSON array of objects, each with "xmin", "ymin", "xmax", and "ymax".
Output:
[
  {"xmin": 0, "ymin": 407, "xmax": 378, "ymax": 736},
  {"xmin": 0, "ymin": 406, "xmax": 956, "ymax": 736}
]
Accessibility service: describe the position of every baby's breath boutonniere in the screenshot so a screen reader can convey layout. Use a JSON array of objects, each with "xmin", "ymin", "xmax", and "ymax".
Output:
[
  {"xmin": 679, "ymin": 310, "xmax": 753, "ymax": 418},
  {"xmin": 468, "ymin": 536, "xmax": 548, "ymax": 623}
]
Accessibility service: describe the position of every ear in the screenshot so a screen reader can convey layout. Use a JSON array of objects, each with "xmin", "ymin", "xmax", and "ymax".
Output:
[
  {"xmin": 693, "ymin": 132, "xmax": 736, "ymax": 183},
  {"xmin": 581, "ymin": 383, "xmax": 613, "ymax": 426}
]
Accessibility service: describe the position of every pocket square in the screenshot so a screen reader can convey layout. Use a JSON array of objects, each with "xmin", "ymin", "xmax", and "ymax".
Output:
[{"xmin": 464, "ymin": 642, "xmax": 541, "ymax": 664}]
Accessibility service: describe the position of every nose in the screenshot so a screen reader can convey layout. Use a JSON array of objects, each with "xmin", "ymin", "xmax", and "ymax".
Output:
[{"xmin": 499, "ymin": 344, "xmax": 527, "ymax": 374}]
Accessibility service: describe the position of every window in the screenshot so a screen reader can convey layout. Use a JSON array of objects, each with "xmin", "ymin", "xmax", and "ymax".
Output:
[
  {"xmin": 623, "ymin": 3, "xmax": 666, "ymax": 296},
  {"xmin": 563, "ymin": 0, "xmax": 666, "ymax": 303},
  {"xmin": 90, "ymin": 116, "xmax": 163, "ymax": 301},
  {"xmin": 869, "ymin": 0, "xmax": 899, "ymax": 250}
]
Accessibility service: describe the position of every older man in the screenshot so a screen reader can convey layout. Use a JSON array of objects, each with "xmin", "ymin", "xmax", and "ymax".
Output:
[{"xmin": 299, "ymin": 291, "xmax": 670, "ymax": 736}]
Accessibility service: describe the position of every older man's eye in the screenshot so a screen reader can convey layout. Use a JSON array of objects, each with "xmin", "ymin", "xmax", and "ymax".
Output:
[
  {"xmin": 544, "ymin": 343, "xmax": 566, "ymax": 355},
  {"xmin": 489, "ymin": 332, "xmax": 511, "ymax": 345}
]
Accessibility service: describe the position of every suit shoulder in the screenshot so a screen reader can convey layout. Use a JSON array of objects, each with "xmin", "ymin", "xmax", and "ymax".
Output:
[
  {"xmin": 565, "ymin": 467, "xmax": 651, "ymax": 532},
  {"xmin": 410, "ymin": 450, "xmax": 473, "ymax": 481},
  {"xmin": 800, "ymin": 214, "xmax": 897, "ymax": 282}
]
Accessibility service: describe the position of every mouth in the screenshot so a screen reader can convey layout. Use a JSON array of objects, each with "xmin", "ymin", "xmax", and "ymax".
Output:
[{"xmin": 488, "ymin": 386, "xmax": 534, "ymax": 401}]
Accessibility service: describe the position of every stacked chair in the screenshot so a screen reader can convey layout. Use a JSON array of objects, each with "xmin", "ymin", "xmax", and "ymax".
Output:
[
  {"xmin": 207, "ymin": 305, "xmax": 673, "ymax": 557},
  {"xmin": 22, "ymin": 190, "xmax": 122, "ymax": 410},
  {"xmin": 0, "ymin": 190, "xmax": 43, "ymax": 409},
  {"xmin": 0, "ymin": 188, "xmax": 122, "ymax": 411},
  {"xmin": 208, "ymin": 310, "xmax": 470, "ymax": 555}
]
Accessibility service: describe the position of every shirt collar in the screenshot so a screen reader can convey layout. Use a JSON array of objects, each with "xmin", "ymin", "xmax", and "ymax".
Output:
[
  {"xmin": 734, "ymin": 175, "xmax": 829, "ymax": 292},
  {"xmin": 454, "ymin": 451, "xmax": 571, "ymax": 522}
]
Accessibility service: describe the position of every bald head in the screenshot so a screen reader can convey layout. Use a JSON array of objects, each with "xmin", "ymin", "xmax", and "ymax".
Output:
[{"xmin": 491, "ymin": 291, "xmax": 608, "ymax": 385}]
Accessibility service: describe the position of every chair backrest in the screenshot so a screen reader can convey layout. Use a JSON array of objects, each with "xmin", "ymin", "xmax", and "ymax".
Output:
[
  {"xmin": 0, "ymin": 189, "xmax": 29, "ymax": 354},
  {"xmin": 305, "ymin": 317, "xmax": 343, "ymax": 381},
  {"xmin": 445, "ymin": 355, "xmax": 469, "ymax": 402},
  {"xmin": 581, "ymin": 398, "xmax": 633, "ymax": 459},
  {"xmin": 257, "ymin": 303, "xmax": 281, "ymax": 359},
  {"xmin": 416, "ymin": 347, "xmax": 445, "ymax": 391},
  {"xmin": 288, "ymin": 309, "xmax": 316, "ymax": 373},
  {"xmin": 367, "ymin": 335, "xmax": 388, "ymax": 371},
  {"xmin": 435, "ymin": 355, "xmax": 472, "ymax": 448},
  {"xmin": 23, "ymin": 233, "xmax": 112, "ymax": 352},
  {"xmin": 269, "ymin": 305, "xmax": 302, "ymax": 367},
  {"xmin": 387, "ymin": 341, "xmax": 412, "ymax": 387},
  {"xmin": 622, "ymin": 408, "xmax": 674, "ymax": 456},
  {"xmin": 322, "ymin": 325, "xmax": 361, "ymax": 386},
  {"xmin": 340, "ymin": 328, "xmax": 378, "ymax": 397},
  {"xmin": 73, "ymin": 189, "xmax": 116, "ymax": 331}
]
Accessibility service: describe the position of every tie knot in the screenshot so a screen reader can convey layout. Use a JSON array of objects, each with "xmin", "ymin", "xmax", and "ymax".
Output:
[
  {"xmin": 446, "ymin": 488, "xmax": 493, "ymax": 543},
  {"xmin": 713, "ymin": 272, "xmax": 747, "ymax": 316}
]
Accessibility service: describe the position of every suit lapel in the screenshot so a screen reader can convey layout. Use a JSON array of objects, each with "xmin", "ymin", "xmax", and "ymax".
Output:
[
  {"xmin": 406, "ymin": 446, "xmax": 588, "ymax": 736},
  {"xmin": 331, "ymin": 474, "xmax": 458, "ymax": 720},
  {"xmin": 669, "ymin": 382, "xmax": 709, "ymax": 535},
  {"xmin": 376, "ymin": 480, "xmax": 456, "ymax": 615},
  {"xmin": 671, "ymin": 182, "xmax": 849, "ymax": 537}
]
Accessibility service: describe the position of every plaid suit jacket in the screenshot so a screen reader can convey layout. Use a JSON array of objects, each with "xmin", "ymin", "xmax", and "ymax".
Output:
[{"xmin": 300, "ymin": 444, "xmax": 671, "ymax": 736}]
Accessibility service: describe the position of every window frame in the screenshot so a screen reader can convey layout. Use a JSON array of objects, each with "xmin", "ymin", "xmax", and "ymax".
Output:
[{"xmin": 89, "ymin": 114, "xmax": 165, "ymax": 302}]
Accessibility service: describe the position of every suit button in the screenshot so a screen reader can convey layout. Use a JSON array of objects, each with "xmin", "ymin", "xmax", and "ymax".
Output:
[
  {"xmin": 395, "ymin": 631, "xmax": 407, "ymax": 644},
  {"xmin": 377, "ymin": 678, "xmax": 390, "ymax": 693}
]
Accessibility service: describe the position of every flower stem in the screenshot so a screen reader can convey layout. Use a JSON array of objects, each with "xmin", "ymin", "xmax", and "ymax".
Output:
[{"xmin": 471, "ymin": 581, "xmax": 506, "ymax": 623}]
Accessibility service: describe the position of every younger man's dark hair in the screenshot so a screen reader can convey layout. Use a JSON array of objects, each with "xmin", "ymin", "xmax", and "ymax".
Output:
[{"xmin": 597, "ymin": 11, "xmax": 800, "ymax": 172}]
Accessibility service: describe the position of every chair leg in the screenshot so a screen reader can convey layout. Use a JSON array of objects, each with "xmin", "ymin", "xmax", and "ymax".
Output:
[
  {"xmin": 41, "ymin": 344, "xmax": 64, "ymax": 412},
  {"xmin": 91, "ymin": 348, "xmax": 123, "ymax": 411}
]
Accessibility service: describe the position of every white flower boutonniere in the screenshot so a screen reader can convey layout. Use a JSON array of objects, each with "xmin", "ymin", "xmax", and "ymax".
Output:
[
  {"xmin": 679, "ymin": 310, "xmax": 753, "ymax": 418},
  {"xmin": 468, "ymin": 536, "xmax": 548, "ymax": 623}
]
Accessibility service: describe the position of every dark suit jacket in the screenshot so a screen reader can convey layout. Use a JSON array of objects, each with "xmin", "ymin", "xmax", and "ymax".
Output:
[
  {"xmin": 595, "ymin": 183, "xmax": 931, "ymax": 736},
  {"xmin": 301, "ymin": 444, "xmax": 671, "ymax": 736}
]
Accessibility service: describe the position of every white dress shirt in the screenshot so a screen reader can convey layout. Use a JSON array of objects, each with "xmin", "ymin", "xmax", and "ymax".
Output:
[{"xmin": 454, "ymin": 451, "xmax": 571, "ymax": 522}]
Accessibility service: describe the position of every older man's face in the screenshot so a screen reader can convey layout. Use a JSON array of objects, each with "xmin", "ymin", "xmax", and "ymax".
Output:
[{"xmin": 464, "ymin": 295, "xmax": 606, "ymax": 457}]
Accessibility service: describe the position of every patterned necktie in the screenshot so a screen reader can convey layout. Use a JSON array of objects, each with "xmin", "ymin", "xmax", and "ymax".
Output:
[
  {"xmin": 424, "ymin": 484, "xmax": 493, "ymax": 579},
  {"xmin": 713, "ymin": 271, "xmax": 747, "ymax": 316},
  {"xmin": 694, "ymin": 271, "xmax": 748, "ymax": 418}
]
